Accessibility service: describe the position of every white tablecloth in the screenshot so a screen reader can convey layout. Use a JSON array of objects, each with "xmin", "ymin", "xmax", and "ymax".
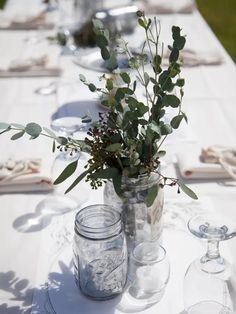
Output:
[{"xmin": 0, "ymin": 1, "xmax": 236, "ymax": 313}]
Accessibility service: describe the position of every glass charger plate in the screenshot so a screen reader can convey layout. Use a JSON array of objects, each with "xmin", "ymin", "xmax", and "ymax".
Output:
[
  {"xmin": 45, "ymin": 228, "xmax": 204, "ymax": 314},
  {"xmin": 73, "ymin": 48, "xmax": 129, "ymax": 73},
  {"xmin": 46, "ymin": 244, "xmax": 121, "ymax": 314}
]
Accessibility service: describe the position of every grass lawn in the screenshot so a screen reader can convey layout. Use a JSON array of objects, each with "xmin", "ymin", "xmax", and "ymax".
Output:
[
  {"xmin": 196, "ymin": 0, "xmax": 236, "ymax": 62},
  {"xmin": 0, "ymin": 0, "xmax": 7, "ymax": 9}
]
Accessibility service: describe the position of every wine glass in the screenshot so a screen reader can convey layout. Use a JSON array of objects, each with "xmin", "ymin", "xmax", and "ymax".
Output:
[
  {"xmin": 35, "ymin": 79, "xmax": 89, "ymax": 216},
  {"xmin": 183, "ymin": 214, "xmax": 236, "ymax": 313},
  {"xmin": 57, "ymin": 0, "xmax": 79, "ymax": 54}
]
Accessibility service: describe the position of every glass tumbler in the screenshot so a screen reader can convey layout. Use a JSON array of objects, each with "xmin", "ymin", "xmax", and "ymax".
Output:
[
  {"xmin": 73, "ymin": 204, "xmax": 128, "ymax": 300},
  {"xmin": 128, "ymin": 241, "xmax": 170, "ymax": 304}
]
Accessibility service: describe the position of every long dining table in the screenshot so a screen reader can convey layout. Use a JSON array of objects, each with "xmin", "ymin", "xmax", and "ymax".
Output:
[{"xmin": 0, "ymin": 1, "xmax": 236, "ymax": 313}]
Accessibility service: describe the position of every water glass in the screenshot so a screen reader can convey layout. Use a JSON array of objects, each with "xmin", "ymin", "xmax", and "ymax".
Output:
[
  {"xmin": 73, "ymin": 204, "xmax": 128, "ymax": 300},
  {"xmin": 128, "ymin": 241, "xmax": 170, "ymax": 304}
]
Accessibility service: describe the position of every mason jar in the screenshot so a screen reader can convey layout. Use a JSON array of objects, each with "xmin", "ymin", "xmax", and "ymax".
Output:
[{"xmin": 73, "ymin": 204, "xmax": 128, "ymax": 300}]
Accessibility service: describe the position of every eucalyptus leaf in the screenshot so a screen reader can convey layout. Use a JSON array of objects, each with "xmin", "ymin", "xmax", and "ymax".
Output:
[
  {"xmin": 79, "ymin": 74, "xmax": 86, "ymax": 82},
  {"xmin": 92, "ymin": 167, "xmax": 119, "ymax": 179},
  {"xmin": 106, "ymin": 78, "xmax": 113, "ymax": 91},
  {"xmin": 0, "ymin": 122, "xmax": 10, "ymax": 129},
  {"xmin": 144, "ymin": 72, "xmax": 150, "ymax": 86},
  {"xmin": 82, "ymin": 117, "xmax": 92, "ymax": 123},
  {"xmin": 65, "ymin": 170, "xmax": 90, "ymax": 194},
  {"xmin": 52, "ymin": 140, "xmax": 56, "ymax": 152},
  {"xmin": 182, "ymin": 111, "xmax": 188, "ymax": 123},
  {"xmin": 101, "ymin": 46, "xmax": 110, "ymax": 60},
  {"xmin": 88, "ymin": 83, "xmax": 96, "ymax": 92},
  {"xmin": 56, "ymin": 136, "xmax": 68, "ymax": 145},
  {"xmin": 112, "ymin": 173, "xmax": 122, "ymax": 195},
  {"xmin": 169, "ymin": 48, "xmax": 179, "ymax": 63},
  {"xmin": 96, "ymin": 34, "xmax": 108, "ymax": 48},
  {"xmin": 156, "ymin": 150, "xmax": 166, "ymax": 157},
  {"xmin": 173, "ymin": 36, "xmax": 186, "ymax": 50},
  {"xmin": 179, "ymin": 183, "xmax": 198, "ymax": 200},
  {"xmin": 11, "ymin": 123, "xmax": 25, "ymax": 129},
  {"xmin": 145, "ymin": 184, "xmax": 159, "ymax": 207},
  {"xmin": 120, "ymin": 72, "xmax": 131, "ymax": 84},
  {"xmin": 160, "ymin": 124, "xmax": 172, "ymax": 135},
  {"xmin": 54, "ymin": 160, "xmax": 78, "ymax": 185},
  {"xmin": 128, "ymin": 57, "xmax": 140, "ymax": 69},
  {"xmin": 138, "ymin": 18, "xmax": 146, "ymax": 29},
  {"xmin": 43, "ymin": 127, "xmax": 57, "ymax": 138},
  {"xmin": 115, "ymin": 88, "xmax": 125, "ymax": 101},
  {"xmin": 176, "ymin": 78, "xmax": 185, "ymax": 87},
  {"xmin": 159, "ymin": 71, "xmax": 173, "ymax": 91},
  {"xmin": 11, "ymin": 130, "xmax": 25, "ymax": 140},
  {"xmin": 153, "ymin": 55, "xmax": 162, "ymax": 72},
  {"xmin": 163, "ymin": 95, "xmax": 180, "ymax": 108},
  {"xmin": 25, "ymin": 123, "xmax": 42, "ymax": 138},
  {"xmin": 172, "ymin": 26, "xmax": 181, "ymax": 40},
  {"xmin": 170, "ymin": 115, "xmax": 184, "ymax": 129},
  {"xmin": 106, "ymin": 52, "xmax": 118, "ymax": 71},
  {"xmin": 92, "ymin": 19, "xmax": 104, "ymax": 30}
]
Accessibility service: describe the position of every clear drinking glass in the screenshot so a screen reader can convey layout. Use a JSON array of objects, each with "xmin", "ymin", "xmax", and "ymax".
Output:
[
  {"xmin": 184, "ymin": 214, "xmax": 236, "ymax": 313},
  {"xmin": 73, "ymin": 204, "xmax": 128, "ymax": 299},
  {"xmin": 127, "ymin": 241, "xmax": 170, "ymax": 305}
]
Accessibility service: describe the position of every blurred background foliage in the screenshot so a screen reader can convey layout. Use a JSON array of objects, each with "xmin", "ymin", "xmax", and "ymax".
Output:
[{"xmin": 0, "ymin": 0, "xmax": 235, "ymax": 61}]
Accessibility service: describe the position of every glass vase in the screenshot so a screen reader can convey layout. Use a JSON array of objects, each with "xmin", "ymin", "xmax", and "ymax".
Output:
[{"xmin": 104, "ymin": 172, "xmax": 164, "ymax": 249}]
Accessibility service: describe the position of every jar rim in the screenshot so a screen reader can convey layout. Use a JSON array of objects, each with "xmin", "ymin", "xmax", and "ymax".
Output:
[{"xmin": 75, "ymin": 204, "xmax": 121, "ymax": 239}]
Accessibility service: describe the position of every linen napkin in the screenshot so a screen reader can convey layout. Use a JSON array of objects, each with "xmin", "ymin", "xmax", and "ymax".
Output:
[
  {"xmin": 0, "ymin": 10, "xmax": 54, "ymax": 30},
  {"xmin": 162, "ymin": 49, "xmax": 224, "ymax": 67},
  {"xmin": 140, "ymin": 0, "xmax": 196, "ymax": 14},
  {"xmin": 0, "ymin": 54, "xmax": 61, "ymax": 78},
  {"xmin": 176, "ymin": 144, "xmax": 234, "ymax": 179},
  {"xmin": 0, "ymin": 158, "xmax": 53, "ymax": 193}
]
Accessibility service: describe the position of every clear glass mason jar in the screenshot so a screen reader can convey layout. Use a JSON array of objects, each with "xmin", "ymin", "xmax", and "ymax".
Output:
[
  {"xmin": 73, "ymin": 204, "xmax": 128, "ymax": 300},
  {"xmin": 104, "ymin": 172, "xmax": 164, "ymax": 249}
]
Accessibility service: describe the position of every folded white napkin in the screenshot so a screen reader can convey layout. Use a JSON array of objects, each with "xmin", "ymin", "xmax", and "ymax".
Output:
[
  {"xmin": 140, "ymin": 0, "xmax": 196, "ymax": 14},
  {"xmin": 0, "ymin": 10, "xmax": 54, "ymax": 30},
  {"xmin": 0, "ymin": 54, "xmax": 61, "ymax": 78},
  {"xmin": 176, "ymin": 144, "xmax": 234, "ymax": 179},
  {"xmin": 162, "ymin": 49, "xmax": 224, "ymax": 67},
  {"xmin": 0, "ymin": 158, "xmax": 53, "ymax": 193}
]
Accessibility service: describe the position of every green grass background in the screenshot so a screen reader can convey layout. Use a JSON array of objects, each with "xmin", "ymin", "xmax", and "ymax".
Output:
[
  {"xmin": 0, "ymin": 0, "xmax": 6, "ymax": 9},
  {"xmin": 196, "ymin": 0, "xmax": 236, "ymax": 62},
  {"xmin": 0, "ymin": 0, "xmax": 235, "ymax": 61}
]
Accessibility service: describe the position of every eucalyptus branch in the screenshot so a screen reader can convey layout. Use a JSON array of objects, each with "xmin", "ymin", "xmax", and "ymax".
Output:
[{"xmin": 0, "ymin": 12, "xmax": 198, "ymax": 201}]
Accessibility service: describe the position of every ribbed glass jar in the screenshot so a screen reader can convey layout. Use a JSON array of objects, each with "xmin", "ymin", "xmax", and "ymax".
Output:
[
  {"xmin": 104, "ymin": 172, "xmax": 164, "ymax": 249},
  {"xmin": 73, "ymin": 204, "xmax": 128, "ymax": 300}
]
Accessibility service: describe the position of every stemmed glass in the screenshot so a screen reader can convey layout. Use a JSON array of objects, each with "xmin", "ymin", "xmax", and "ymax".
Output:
[
  {"xmin": 184, "ymin": 214, "xmax": 236, "ymax": 313},
  {"xmin": 35, "ymin": 79, "xmax": 89, "ymax": 216},
  {"xmin": 34, "ymin": 120, "xmax": 83, "ymax": 216}
]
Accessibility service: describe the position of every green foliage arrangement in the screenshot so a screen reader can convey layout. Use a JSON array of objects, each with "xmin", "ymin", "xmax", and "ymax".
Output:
[{"xmin": 0, "ymin": 11, "xmax": 197, "ymax": 203}]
